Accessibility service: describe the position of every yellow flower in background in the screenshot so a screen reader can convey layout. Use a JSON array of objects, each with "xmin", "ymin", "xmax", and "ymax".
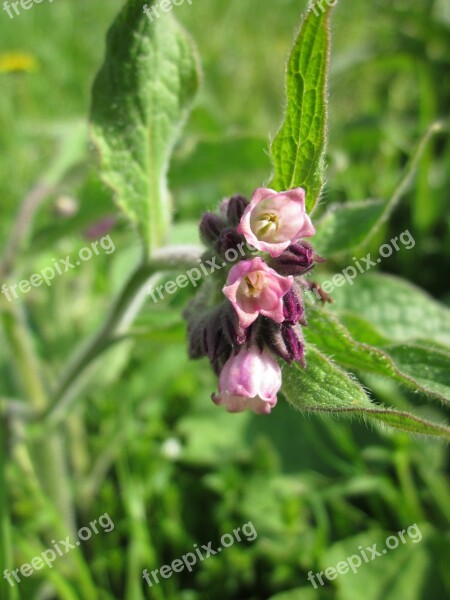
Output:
[{"xmin": 0, "ymin": 52, "xmax": 38, "ymax": 74}]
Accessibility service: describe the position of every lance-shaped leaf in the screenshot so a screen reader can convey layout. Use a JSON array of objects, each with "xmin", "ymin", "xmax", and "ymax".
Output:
[
  {"xmin": 282, "ymin": 346, "xmax": 450, "ymax": 439},
  {"xmin": 326, "ymin": 273, "xmax": 450, "ymax": 348},
  {"xmin": 90, "ymin": 0, "xmax": 200, "ymax": 253},
  {"xmin": 304, "ymin": 307, "xmax": 450, "ymax": 405},
  {"xmin": 313, "ymin": 121, "xmax": 445, "ymax": 256},
  {"xmin": 269, "ymin": 1, "xmax": 332, "ymax": 213},
  {"xmin": 313, "ymin": 200, "xmax": 385, "ymax": 256}
]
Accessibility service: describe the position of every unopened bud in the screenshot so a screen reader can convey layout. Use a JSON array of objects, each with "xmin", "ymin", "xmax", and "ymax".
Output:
[
  {"xmin": 226, "ymin": 195, "xmax": 249, "ymax": 226},
  {"xmin": 199, "ymin": 213, "xmax": 226, "ymax": 247},
  {"xmin": 271, "ymin": 241, "xmax": 319, "ymax": 275},
  {"xmin": 262, "ymin": 321, "xmax": 305, "ymax": 366},
  {"xmin": 282, "ymin": 284, "xmax": 306, "ymax": 325},
  {"xmin": 216, "ymin": 227, "xmax": 245, "ymax": 257}
]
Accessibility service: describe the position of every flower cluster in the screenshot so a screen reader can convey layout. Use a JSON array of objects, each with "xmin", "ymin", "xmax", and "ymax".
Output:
[{"xmin": 184, "ymin": 187, "xmax": 324, "ymax": 415}]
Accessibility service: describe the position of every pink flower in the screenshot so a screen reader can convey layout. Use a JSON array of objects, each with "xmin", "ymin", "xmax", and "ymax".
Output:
[
  {"xmin": 237, "ymin": 187, "xmax": 315, "ymax": 257},
  {"xmin": 223, "ymin": 257, "xmax": 293, "ymax": 330},
  {"xmin": 212, "ymin": 347, "xmax": 281, "ymax": 414}
]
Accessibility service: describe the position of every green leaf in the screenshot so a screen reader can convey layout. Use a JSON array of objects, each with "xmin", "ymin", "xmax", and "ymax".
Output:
[
  {"xmin": 314, "ymin": 121, "xmax": 446, "ymax": 255},
  {"xmin": 90, "ymin": 0, "xmax": 200, "ymax": 253},
  {"xmin": 327, "ymin": 273, "xmax": 450, "ymax": 348},
  {"xmin": 305, "ymin": 307, "xmax": 450, "ymax": 404},
  {"xmin": 385, "ymin": 343, "xmax": 450, "ymax": 403},
  {"xmin": 314, "ymin": 200, "xmax": 384, "ymax": 255},
  {"xmin": 282, "ymin": 346, "xmax": 450, "ymax": 439},
  {"xmin": 269, "ymin": 2, "xmax": 332, "ymax": 212},
  {"xmin": 336, "ymin": 311, "xmax": 391, "ymax": 346}
]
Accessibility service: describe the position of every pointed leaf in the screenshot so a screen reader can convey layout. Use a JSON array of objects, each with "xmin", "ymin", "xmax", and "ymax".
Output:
[
  {"xmin": 314, "ymin": 200, "xmax": 385, "ymax": 255},
  {"xmin": 313, "ymin": 121, "xmax": 445, "ymax": 255},
  {"xmin": 269, "ymin": 2, "xmax": 332, "ymax": 212},
  {"xmin": 305, "ymin": 307, "xmax": 450, "ymax": 404},
  {"xmin": 90, "ymin": 0, "xmax": 200, "ymax": 253},
  {"xmin": 282, "ymin": 346, "xmax": 450, "ymax": 439},
  {"xmin": 327, "ymin": 273, "xmax": 450, "ymax": 348}
]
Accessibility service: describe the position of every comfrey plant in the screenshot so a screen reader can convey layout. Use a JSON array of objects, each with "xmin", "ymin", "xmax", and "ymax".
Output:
[
  {"xmin": 85, "ymin": 0, "xmax": 449, "ymax": 437},
  {"xmin": 184, "ymin": 188, "xmax": 324, "ymax": 414},
  {"xmin": 2, "ymin": 1, "xmax": 450, "ymax": 597},
  {"xmin": 3, "ymin": 8, "xmax": 449, "ymax": 562}
]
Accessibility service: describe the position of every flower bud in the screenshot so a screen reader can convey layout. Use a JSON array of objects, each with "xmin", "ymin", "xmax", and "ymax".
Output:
[
  {"xmin": 186, "ymin": 302, "xmax": 249, "ymax": 366},
  {"xmin": 270, "ymin": 241, "xmax": 319, "ymax": 275},
  {"xmin": 226, "ymin": 195, "xmax": 249, "ymax": 226},
  {"xmin": 282, "ymin": 284, "xmax": 306, "ymax": 325},
  {"xmin": 212, "ymin": 347, "xmax": 281, "ymax": 414},
  {"xmin": 262, "ymin": 321, "xmax": 305, "ymax": 366},
  {"xmin": 216, "ymin": 227, "xmax": 245, "ymax": 258},
  {"xmin": 199, "ymin": 212, "xmax": 226, "ymax": 247}
]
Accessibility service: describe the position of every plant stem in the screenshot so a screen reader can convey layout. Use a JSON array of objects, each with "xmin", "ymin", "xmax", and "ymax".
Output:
[
  {"xmin": 0, "ymin": 404, "xmax": 18, "ymax": 600},
  {"xmin": 1, "ymin": 182, "xmax": 54, "ymax": 277},
  {"xmin": 43, "ymin": 245, "xmax": 203, "ymax": 426},
  {"xmin": 1, "ymin": 301, "xmax": 75, "ymax": 534}
]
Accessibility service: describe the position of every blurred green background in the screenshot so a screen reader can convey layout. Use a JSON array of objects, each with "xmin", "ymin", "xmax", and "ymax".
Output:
[{"xmin": 0, "ymin": 0, "xmax": 449, "ymax": 598}]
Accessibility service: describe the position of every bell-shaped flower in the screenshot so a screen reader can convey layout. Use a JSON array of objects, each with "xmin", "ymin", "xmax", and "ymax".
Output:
[
  {"xmin": 212, "ymin": 347, "xmax": 281, "ymax": 414},
  {"xmin": 237, "ymin": 187, "xmax": 315, "ymax": 257},
  {"xmin": 223, "ymin": 257, "xmax": 293, "ymax": 330}
]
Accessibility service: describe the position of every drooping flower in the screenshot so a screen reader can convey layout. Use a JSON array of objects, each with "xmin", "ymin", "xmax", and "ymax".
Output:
[
  {"xmin": 237, "ymin": 187, "xmax": 315, "ymax": 257},
  {"xmin": 212, "ymin": 347, "xmax": 281, "ymax": 414},
  {"xmin": 222, "ymin": 257, "xmax": 293, "ymax": 330}
]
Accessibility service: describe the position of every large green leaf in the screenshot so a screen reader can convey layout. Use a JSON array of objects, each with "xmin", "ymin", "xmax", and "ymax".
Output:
[
  {"xmin": 314, "ymin": 200, "xmax": 384, "ymax": 255},
  {"xmin": 385, "ymin": 343, "xmax": 450, "ymax": 403},
  {"xmin": 282, "ymin": 346, "xmax": 450, "ymax": 439},
  {"xmin": 327, "ymin": 273, "xmax": 450, "ymax": 348},
  {"xmin": 269, "ymin": 1, "xmax": 332, "ymax": 212},
  {"xmin": 313, "ymin": 121, "xmax": 445, "ymax": 256},
  {"xmin": 305, "ymin": 307, "xmax": 450, "ymax": 404},
  {"xmin": 90, "ymin": 0, "xmax": 200, "ymax": 253}
]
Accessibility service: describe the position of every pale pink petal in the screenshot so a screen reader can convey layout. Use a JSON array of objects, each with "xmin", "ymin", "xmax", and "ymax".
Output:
[
  {"xmin": 223, "ymin": 258, "xmax": 292, "ymax": 331},
  {"xmin": 237, "ymin": 186, "xmax": 315, "ymax": 257},
  {"xmin": 212, "ymin": 348, "xmax": 282, "ymax": 415}
]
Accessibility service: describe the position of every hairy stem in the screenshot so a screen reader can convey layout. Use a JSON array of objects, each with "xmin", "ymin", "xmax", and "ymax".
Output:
[
  {"xmin": 0, "ymin": 301, "xmax": 75, "ymax": 535},
  {"xmin": 0, "ymin": 404, "xmax": 18, "ymax": 600},
  {"xmin": 43, "ymin": 245, "xmax": 203, "ymax": 426}
]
